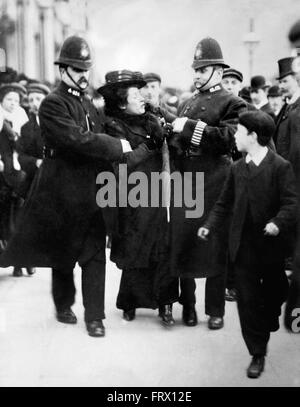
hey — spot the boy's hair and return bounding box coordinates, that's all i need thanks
[238,110,275,146]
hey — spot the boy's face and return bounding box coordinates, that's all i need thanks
[222,76,242,97]
[234,123,254,152]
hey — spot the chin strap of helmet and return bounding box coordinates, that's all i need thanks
[197,67,216,91]
[65,67,87,92]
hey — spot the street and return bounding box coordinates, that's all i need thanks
[0,251,299,387]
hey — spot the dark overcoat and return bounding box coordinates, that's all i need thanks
[170,86,246,278]
[205,150,297,263]
[0,82,124,268]
[105,112,168,269]
[275,97,300,185]
[17,113,44,184]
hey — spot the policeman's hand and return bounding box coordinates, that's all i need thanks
[172,117,188,133]
[198,227,210,241]
[0,157,4,173]
[264,222,279,236]
[36,159,43,168]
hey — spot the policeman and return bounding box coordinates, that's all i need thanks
[170,37,246,329]
[0,36,132,337]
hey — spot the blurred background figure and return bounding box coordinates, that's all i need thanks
[0,82,32,277]
[222,67,243,97]
[0,82,28,136]
[141,72,162,108]
[250,75,275,119]
[267,85,283,119]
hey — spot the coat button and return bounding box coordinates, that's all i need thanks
[201,106,206,111]
[207,96,211,100]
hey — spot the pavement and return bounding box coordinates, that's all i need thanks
[0,253,299,387]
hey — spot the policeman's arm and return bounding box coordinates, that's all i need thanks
[39,95,124,161]
[105,119,156,171]
[174,99,246,154]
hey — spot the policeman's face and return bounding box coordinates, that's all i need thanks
[268,96,283,114]
[279,74,299,99]
[1,91,20,113]
[124,87,145,115]
[140,81,161,107]
[62,66,90,90]
[234,124,254,152]
[193,66,214,89]
[222,76,242,97]
[28,92,46,115]
[250,88,266,105]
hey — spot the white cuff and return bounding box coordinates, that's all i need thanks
[120,139,132,153]
[191,120,207,146]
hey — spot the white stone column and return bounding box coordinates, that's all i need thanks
[39,1,55,83]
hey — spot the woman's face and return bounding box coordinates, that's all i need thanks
[1,91,20,113]
[124,87,145,115]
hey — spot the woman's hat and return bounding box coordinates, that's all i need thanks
[276,57,295,80]
[0,82,27,100]
[27,82,51,96]
[97,70,146,95]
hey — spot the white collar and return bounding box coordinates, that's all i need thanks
[245,146,268,166]
[287,89,300,105]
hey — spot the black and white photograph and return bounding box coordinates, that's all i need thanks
[0,0,300,390]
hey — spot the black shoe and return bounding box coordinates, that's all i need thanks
[86,320,105,337]
[26,267,36,275]
[13,267,23,277]
[159,304,175,326]
[247,356,265,378]
[56,308,77,324]
[182,305,198,327]
[123,309,136,321]
[225,288,237,302]
[208,316,224,330]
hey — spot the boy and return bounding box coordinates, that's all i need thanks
[198,110,297,378]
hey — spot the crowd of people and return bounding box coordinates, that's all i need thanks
[1,18,300,381]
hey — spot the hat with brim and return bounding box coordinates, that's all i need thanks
[54,58,93,70]
[143,72,161,83]
[0,82,27,99]
[222,68,243,82]
[276,57,295,80]
[27,83,51,96]
[97,70,146,95]
[192,59,229,70]
[250,75,269,92]
[267,85,282,98]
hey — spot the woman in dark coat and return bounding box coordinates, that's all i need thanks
[98,70,178,326]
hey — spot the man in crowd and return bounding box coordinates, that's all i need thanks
[250,75,275,119]
[267,85,283,120]
[222,67,243,97]
[275,56,300,165]
[0,36,134,338]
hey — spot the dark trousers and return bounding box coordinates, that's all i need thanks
[235,239,289,356]
[179,273,226,317]
[52,255,106,322]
